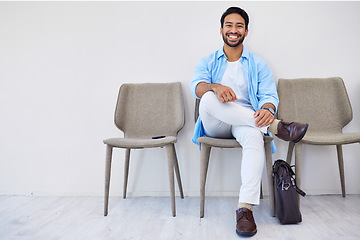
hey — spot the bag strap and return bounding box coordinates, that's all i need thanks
[296,186,306,197]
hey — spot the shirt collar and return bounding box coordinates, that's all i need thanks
[217,45,250,60]
[217,47,226,59]
[241,46,250,60]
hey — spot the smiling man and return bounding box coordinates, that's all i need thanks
[190,7,308,237]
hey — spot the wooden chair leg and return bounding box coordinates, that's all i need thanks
[172,146,184,199]
[336,145,346,197]
[123,148,130,199]
[104,145,113,216]
[286,142,295,165]
[264,140,275,217]
[200,144,211,218]
[294,142,303,207]
[166,144,176,217]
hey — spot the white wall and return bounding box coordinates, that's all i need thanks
[1,1,360,197]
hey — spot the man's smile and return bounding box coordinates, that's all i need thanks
[227,34,240,40]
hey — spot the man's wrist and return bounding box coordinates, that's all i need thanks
[262,107,275,115]
[210,83,220,92]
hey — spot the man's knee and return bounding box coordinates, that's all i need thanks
[199,91,219,115]
[200,91,218,105]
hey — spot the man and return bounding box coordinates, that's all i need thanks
[190,7,308,237]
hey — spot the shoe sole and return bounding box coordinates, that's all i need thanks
[292,123,309,143]
[236,229,257,237]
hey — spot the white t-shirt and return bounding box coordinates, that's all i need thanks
[221,60,252,108]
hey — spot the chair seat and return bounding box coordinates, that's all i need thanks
[302,132,360,145]
[198,136,273,148]
[104,136,177,149]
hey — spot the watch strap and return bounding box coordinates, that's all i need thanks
[263,107,275,115]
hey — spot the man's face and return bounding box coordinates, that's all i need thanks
[221,13,248,48]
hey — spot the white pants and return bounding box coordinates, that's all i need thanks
[199,91,266,205]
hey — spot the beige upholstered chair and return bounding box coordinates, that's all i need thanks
[194,99,275,218]
[277,77,360,197]
[103,82,185,217]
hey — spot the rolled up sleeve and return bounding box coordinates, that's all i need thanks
[256,60,279,113]
[190,58,212,99]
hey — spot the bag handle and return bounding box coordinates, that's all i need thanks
[273,159,306,197]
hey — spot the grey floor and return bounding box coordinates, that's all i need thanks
[0,194,359,240]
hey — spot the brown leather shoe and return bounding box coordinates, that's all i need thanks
[276,121,309,143]
[236,208,257,237]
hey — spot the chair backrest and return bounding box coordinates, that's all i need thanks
[194,98,200,123]
[277,77,352,134]
[114,82,185,138]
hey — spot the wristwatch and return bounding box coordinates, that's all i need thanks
[263,107,275,115]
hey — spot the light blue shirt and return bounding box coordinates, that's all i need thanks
[190,46,279,151]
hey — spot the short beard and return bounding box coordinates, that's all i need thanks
[222,34,245,48]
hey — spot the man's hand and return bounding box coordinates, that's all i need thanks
[212,84,238,103]
[254,108,275,127]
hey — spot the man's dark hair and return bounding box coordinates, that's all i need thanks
[220,7,249,30]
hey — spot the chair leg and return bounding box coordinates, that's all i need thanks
[200,144,211,218]
[104,144,113,216]
[165,144,176,217]
[123,148,131,199]
[172,146,184,199]
[336,145,346,197]
[286,142,295,165]
[294,143,303,207]
[264,139,275,217]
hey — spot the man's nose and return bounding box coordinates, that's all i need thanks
[231,25,238,32]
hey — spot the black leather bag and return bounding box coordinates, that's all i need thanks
[272,159,306,224]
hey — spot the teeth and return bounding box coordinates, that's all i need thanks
[229,35,239,39]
